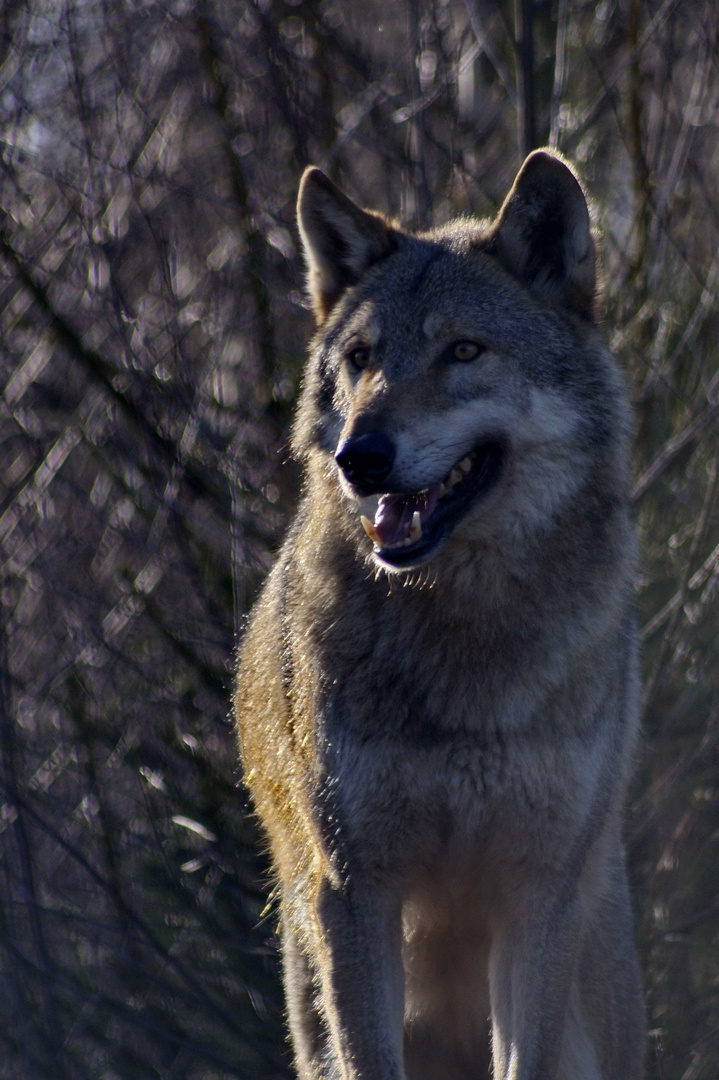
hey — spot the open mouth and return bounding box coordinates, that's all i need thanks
[359,441,505,568]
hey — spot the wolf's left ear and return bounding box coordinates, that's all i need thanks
[490,150,596,319]
[297,168,395,324]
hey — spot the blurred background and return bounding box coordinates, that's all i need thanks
[1,1,718,1076]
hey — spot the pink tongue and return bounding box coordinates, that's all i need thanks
[373,485,441,546]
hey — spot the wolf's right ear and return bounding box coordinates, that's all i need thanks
[297,169,395,324]
[490,150,596,319]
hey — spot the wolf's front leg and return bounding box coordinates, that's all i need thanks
[282,913,328,1080]
[488,887,587,1080]
[313,878,405,1080]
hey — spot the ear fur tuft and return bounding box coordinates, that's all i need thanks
[297,169,395,323]
[490,150,596,319]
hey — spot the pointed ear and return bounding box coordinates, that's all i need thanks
[297,168,396,323]
[490,150,596,319]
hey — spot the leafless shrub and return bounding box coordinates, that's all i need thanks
[0,1,717,1076]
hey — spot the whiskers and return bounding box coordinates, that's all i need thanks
[363,560,439,592]
[401,563,438,590]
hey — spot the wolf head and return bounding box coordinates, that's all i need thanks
[292,152,630,573]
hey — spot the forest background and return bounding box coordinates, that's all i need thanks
[1,0,718,1077]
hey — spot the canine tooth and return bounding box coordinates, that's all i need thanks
[448,468,462,488]
[458,456,472,474]
[409,511,422,542]
[439,483,448,498]
[360,515,381,545]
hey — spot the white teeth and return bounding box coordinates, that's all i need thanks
[439,454,474,498]
[409,510,422,542]
[361,515,381,545]
[389,534,416,549]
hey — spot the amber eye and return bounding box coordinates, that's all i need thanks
[348,346,370,370]
[452,341,482,362]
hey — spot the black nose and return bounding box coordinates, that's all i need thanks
[335,432,396,494]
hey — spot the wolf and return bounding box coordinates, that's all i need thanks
[235,150,645,1080]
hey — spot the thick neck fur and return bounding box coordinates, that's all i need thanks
[298,449,635,737]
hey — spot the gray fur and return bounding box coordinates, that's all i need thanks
[235,150,645,1080]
